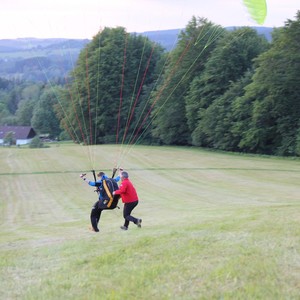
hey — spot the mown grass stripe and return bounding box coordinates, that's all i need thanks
[1,167,300,176]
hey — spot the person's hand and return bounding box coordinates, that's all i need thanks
[80,173,86,180]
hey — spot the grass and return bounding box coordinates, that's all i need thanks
[0,144,299,299]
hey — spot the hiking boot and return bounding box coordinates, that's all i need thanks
[120,226,128,231]
[136,219,142,228]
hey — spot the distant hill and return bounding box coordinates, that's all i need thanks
[0,38,89,81]
[138,29,183,51]
[226,26,273,42]
[139,27,273,51]
[0,38,90,52]
[0,27,274,82]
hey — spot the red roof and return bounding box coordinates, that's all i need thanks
[0,126,36,139]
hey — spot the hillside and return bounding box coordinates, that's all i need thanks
[0,38,89,81]
[137,28,183,51]
[0,27,274,82]
[0,144,299,299]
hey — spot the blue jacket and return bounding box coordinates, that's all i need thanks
[88,175,120,186]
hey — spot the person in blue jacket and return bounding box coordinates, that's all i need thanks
[80,169,121,232]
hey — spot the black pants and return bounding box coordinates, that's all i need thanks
[90,197,120,232]
[90,201,102,232]
[123,201,139,228]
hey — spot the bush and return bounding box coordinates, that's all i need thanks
[59,130,71,141]
[3,131,16,146]
[29,136,44,148]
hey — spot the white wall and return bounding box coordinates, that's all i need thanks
[16,139,32,145]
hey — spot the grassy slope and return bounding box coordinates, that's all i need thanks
[0,144,299,299]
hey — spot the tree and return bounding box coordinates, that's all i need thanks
[239,11,300,155]
[0,80,15,125]
[0,101,11,125]
[192,71,254,150]
[3,131,16,146]
[16,98,35,126]
[188,27,269,147]
[0,78,38,126]
[29,136,44,148]
[151,17,225,145]
[31,87,62,138]
[59,27,163,145]
[16,84,42,126]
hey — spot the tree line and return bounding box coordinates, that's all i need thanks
[1,12,300,156]
[150,13,300,156]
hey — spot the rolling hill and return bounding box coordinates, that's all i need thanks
[0,27,274,82]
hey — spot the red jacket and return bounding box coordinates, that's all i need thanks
[114,178,138,203]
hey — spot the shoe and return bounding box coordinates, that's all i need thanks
[136,219,142,228]
[120,226,128,231]
[89,226,99,232]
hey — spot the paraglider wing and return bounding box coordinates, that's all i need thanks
[243,0,267,25]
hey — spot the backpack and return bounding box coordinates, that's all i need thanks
[98,178,120,209]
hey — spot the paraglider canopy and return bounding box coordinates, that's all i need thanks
[243,0,267,25]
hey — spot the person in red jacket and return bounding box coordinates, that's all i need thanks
[113,171,142,230]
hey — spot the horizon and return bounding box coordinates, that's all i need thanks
[0,25,275,41]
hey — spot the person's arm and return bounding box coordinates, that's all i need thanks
[80,174,101,186]
[87,180,96,186]
[114,181,127,195]
[113,167,123,182]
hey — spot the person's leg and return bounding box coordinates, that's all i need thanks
[122,203,130,229]
[122,201,140,228]
[90,201,102,232]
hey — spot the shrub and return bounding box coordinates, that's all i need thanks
[29,136,44,148]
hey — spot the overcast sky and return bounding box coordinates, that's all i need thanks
[0,0,299,39]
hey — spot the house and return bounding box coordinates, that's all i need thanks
[0,126,37,145]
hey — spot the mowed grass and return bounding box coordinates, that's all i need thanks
[0,143,299,299]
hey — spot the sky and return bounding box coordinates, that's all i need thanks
[0,0,299,39]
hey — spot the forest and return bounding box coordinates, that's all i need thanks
[0,11,300,156]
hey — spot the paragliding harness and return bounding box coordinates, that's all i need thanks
[92,170,120,210]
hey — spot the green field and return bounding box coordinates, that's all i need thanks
[0,144,299,299]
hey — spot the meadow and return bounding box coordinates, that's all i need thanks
[0,143,299,299]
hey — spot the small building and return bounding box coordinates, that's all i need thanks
[0,126,37,145]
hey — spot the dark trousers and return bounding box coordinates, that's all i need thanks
[123,201,139,228]
[90,197,120,232]
[90,201,102,232]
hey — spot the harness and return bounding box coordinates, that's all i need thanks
[102,179,116,208]
[98,177,120,209]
